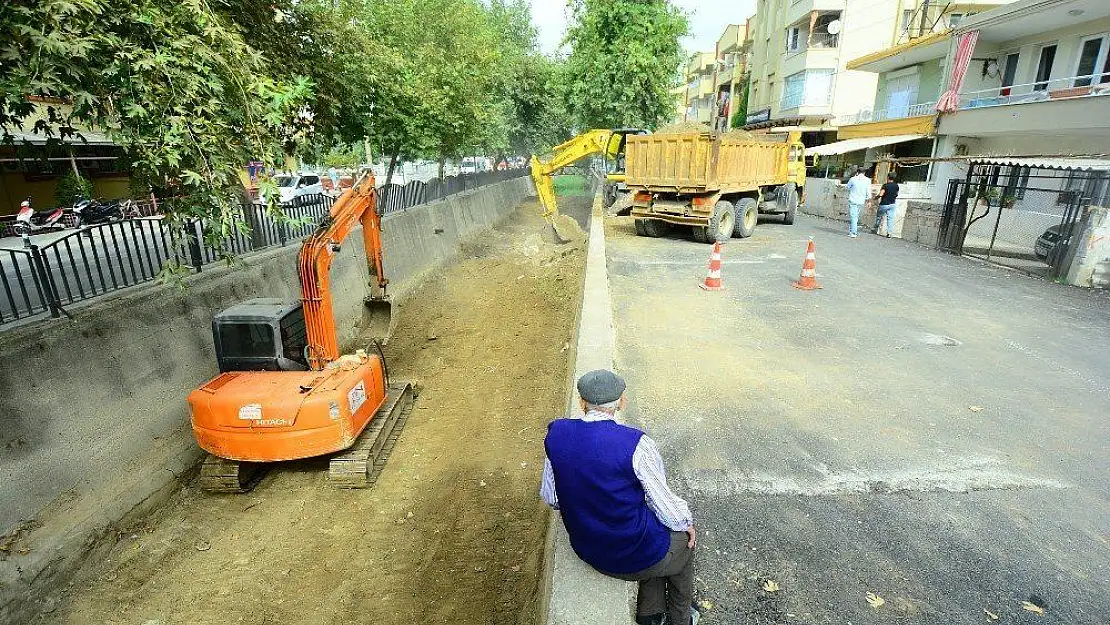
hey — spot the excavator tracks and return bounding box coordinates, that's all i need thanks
[328,381,415,488]
[199,456,269,494]
[198,381,415,493]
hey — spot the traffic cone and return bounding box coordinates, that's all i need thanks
[792,237,822,290]
[700,241,724,291]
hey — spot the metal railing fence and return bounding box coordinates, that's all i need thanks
[0,169,527,326]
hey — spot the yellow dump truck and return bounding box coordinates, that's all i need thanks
[626,131,806,243]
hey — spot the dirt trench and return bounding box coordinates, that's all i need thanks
[34,200,588,625]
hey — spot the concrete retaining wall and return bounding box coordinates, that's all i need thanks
[0,175,533,624]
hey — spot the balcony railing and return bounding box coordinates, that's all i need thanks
[809,32,839,49]
[837,101,938,126]
[957,72,1110,110]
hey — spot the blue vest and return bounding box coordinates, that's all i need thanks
[544,418,671,574]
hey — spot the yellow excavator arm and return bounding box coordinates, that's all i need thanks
[529,129,641,227]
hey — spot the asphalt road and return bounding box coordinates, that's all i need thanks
[0,220,176,323]
[605,214,1110,624]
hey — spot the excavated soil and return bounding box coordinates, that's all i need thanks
[34,202,586,625]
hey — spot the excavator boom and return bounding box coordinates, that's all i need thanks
[300,171,392,369]
[529,128,646,241]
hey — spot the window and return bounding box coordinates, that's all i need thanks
[901,9,914,33]
[1033,44,1057,91]
[1074,35,1110,87]
[1000,53,1019,96]
[279,311,309,365]
[1003,166,1030,200]
[781,70,834,109]
[786,27,802,53]
[948,13,964,27]
[219,323,275,359]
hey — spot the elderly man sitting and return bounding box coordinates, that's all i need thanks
[541,369,698,625]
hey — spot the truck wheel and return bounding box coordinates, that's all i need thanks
[691,227,709,243]
[603,183,618,209]
[641,219,666,238]
[733,197,758,238]
[634,219,646,236]
[707,201,735,243]
[782,182,798,225]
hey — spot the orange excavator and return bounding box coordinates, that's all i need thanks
[187,171,413,492]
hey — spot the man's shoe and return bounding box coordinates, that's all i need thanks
[635,614,663,625]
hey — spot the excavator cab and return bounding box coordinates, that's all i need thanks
[212,298,310,373]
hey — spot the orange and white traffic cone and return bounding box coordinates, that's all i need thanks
[792,237,822,290]
[700,241,724,291]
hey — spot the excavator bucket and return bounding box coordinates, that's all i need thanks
[362,296,395,342]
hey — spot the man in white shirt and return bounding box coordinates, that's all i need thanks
[542,370,697,625]
[845,169,873,238]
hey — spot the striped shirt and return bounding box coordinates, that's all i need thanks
[540,410,693,532]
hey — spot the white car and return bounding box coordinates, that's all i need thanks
[274,173,323,203]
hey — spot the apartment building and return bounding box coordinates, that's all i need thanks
[681,51,717,124]
[674,24,753,129]
[744,0,1004,144]
[835,0,1110,203]
[710,22,752,131]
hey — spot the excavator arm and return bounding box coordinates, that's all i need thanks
[529,129,624,226]
[299,171,391,370]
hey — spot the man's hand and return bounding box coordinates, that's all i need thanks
[685,525,697,549]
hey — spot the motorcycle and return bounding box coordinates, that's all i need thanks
[72,198,124,227]
[13,199,67,237]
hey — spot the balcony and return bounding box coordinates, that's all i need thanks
[957,72,1110,110]
[837,101,938,126]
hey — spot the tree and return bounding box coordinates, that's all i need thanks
[485,1,573,156]
[563,0,688,130]
[731,76,751,129]
[0,0,311,231]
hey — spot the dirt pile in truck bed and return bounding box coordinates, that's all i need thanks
[35,200,588,625]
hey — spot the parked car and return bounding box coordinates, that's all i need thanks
[1033,222,1077,264]
[459,157,491,175]
[274,173,323,203]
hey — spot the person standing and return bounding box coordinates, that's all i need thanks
[874,173,899,237]
[845,169,872,238]
[541,370,698,625]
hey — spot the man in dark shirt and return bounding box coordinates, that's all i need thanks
[874,173,899,237]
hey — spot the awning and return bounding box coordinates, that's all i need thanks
[970,156,1110,171]
[807,134,927,157]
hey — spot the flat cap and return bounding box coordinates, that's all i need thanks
[577,369,626,405]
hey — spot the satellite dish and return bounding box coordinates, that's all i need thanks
[826,20,842,35]
[985,59,1000,78]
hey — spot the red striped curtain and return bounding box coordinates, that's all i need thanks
[936,31,980,113]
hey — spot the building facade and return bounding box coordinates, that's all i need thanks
[834,0,1110,202]
[673,23,752,129]
[744,0,1005,143]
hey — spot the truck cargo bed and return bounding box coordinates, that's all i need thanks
[625,132,792,194]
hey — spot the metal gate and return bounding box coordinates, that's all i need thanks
[937,162,1106,279]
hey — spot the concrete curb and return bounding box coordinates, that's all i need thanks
[540,193,635,625]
